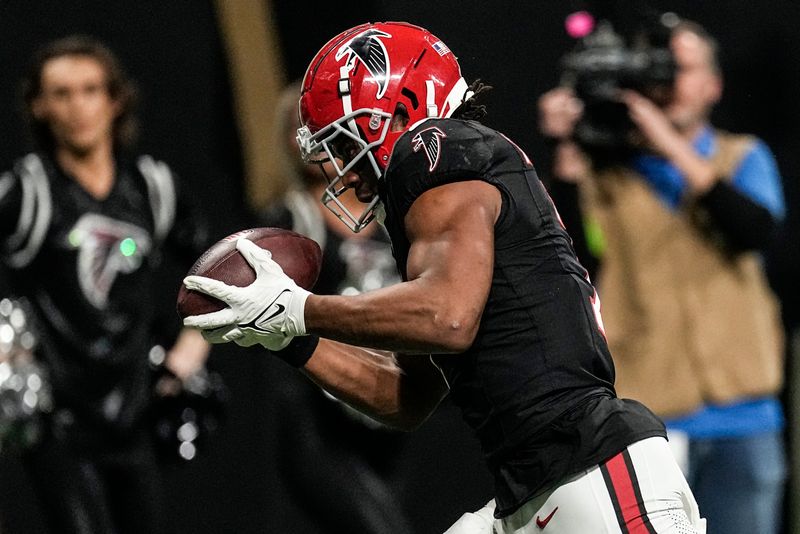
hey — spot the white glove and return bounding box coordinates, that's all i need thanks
[182,238,311,350]
[199,324,291,351]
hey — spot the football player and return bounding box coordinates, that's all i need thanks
[184,22,705,533]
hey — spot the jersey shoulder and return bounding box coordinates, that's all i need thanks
[389,117,493,179]
[381,118,533,221]
[0,153,54,268]
[132,154,179,242]
[381,119,496,218]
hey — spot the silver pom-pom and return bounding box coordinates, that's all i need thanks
[0,298,52,453]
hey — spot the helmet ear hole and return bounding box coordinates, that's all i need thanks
[391,102,410,132]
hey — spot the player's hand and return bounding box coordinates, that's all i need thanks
[199,324,294,351]
[182,238,311,350]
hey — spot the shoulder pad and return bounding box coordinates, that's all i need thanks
[380,119,494,222]
[4,154,52,268]
[390,118,492,178]
[137,155,177,242]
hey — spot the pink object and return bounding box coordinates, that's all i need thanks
[565,11,595,38]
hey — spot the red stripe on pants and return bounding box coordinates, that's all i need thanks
[605,452,652,533]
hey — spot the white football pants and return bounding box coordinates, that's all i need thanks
[444,437,706,534]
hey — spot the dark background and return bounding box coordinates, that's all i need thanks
[0,1,797,533]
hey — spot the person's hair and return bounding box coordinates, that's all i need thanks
[673,20,721,76]
[22,34,138,152]
[453,79,493,121]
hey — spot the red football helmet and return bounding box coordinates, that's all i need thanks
[296,22,472,232]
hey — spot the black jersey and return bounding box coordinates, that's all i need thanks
[379,118,665,516]
[0,153,208,435]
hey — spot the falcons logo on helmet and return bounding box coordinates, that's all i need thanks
[335,29,392,98]
[412,127,447,172]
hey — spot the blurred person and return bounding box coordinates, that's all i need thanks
[539,18,786,534]
[183,22,704,533]
[256,82,412,534]
[0,35,211,534]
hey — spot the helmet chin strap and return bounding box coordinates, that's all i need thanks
[426,80,438,117]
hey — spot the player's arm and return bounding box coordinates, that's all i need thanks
[186,178,503,350]
[183,179,500,426]
[304,179,501,353]
[295,179,500,427]
[301,341,448,430]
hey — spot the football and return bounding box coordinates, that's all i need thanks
[176,227,322,319]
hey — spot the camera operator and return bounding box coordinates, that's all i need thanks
[539,18,786,534]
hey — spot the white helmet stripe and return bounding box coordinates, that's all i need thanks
[339,64,355,122]
[443,77,472,118]
[338,64,362,141]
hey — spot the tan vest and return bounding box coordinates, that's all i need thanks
[580,132,784,417]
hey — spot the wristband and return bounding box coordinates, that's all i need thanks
[275,335,319,367]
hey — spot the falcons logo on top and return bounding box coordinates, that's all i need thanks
[335,29,391,98]
[71,213,151,309]
[412,127,447,171]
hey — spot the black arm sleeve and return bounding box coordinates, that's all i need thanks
[696,180,779,252]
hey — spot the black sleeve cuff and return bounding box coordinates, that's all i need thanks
[275,335,319,367]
